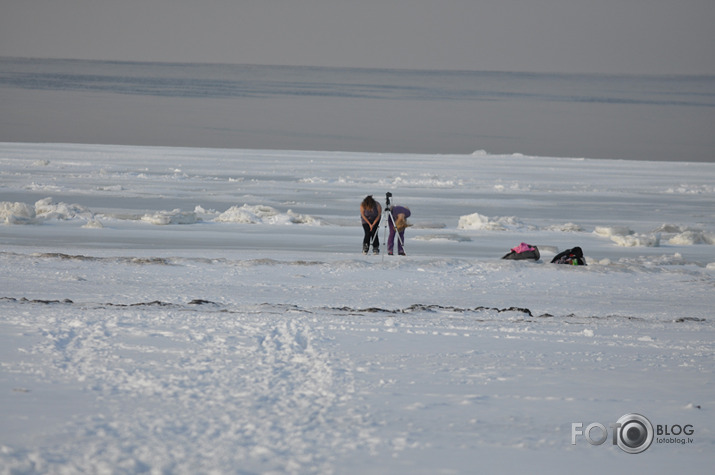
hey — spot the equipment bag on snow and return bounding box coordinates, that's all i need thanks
[502,242,540,261]
[550,246,587,266]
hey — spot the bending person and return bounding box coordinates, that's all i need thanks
[360,195,382,254]
[387,205,411,256]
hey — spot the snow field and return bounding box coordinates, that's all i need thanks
[1,143,714,473]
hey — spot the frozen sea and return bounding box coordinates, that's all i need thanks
[1,57,714,162]
[1,142,714,474]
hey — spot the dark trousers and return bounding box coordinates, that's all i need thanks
[362,220,380,250]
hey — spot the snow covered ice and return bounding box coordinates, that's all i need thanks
[1,142,714,474]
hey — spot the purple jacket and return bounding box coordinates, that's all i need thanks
[391,206,411,219]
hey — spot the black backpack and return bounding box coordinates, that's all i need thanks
[550,247,587,266]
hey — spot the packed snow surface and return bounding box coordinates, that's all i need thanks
[1,143,714,474]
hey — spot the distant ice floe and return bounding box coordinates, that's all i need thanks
[457,212,532,231]
[665,184,715,194]
[653,224,715,245]
[82,220,104,229]
[1,197,94,224]
[543,222,584,232]
[141,209,200,225]
[1,198,320,227]
[388,175,461,188]
[594,224,715,247]
[457,213,580,233]
[213,204,319,225]
[0,201,35,224]
[141,204,320,225]
[35,197,93,220]
[492,182,532,192]
[594,226,661,247]
[668,230,715,245]
[456,212,714,248]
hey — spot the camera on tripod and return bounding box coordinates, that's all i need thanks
[385,192,392,209]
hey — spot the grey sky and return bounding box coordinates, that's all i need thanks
[1,0,714,74]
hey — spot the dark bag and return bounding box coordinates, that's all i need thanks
[502,243,540,261]
[550,247,587,266]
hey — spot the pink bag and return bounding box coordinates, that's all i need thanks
[511,242,536,253]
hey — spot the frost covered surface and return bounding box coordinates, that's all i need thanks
[1,142,714,474]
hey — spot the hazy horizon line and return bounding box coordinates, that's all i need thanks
[4,55,714,80]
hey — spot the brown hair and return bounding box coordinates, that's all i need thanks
[361,195,377,212]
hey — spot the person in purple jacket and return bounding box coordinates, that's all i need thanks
[387,205,411,256]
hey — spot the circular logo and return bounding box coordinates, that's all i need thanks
[616,413,654,454]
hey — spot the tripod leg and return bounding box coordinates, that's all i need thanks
[382,209,390,261]
[385,211,405,255]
